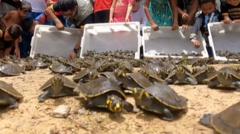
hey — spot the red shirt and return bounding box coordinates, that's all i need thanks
[94,0,113,13]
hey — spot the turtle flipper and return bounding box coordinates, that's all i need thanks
[0,96,19,109]
[208,80,219,88]
[38,90,51,103]
[161,108,175,121]
[199,114,212,128]
[232,81,240,90]
[8,97,19,109]
[186,77,198,85]
[123,101,133,112]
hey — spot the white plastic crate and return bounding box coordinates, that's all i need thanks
[30,25,82,58]
[208,22,240,61]
[142,26,208,58]
[80,22,141,59]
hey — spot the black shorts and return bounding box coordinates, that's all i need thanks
[78,13,94,27]
[94,10,110,23]
[0,41,13,51]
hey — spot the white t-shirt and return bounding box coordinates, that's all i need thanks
[26,0,47,13]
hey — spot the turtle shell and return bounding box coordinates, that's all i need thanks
[144,83,187,110]
[39,75,77,91]
[207,67,240,87]
[0,80,23,99]
[211,101,240,134]
[73,68,98,82]
[129,72,152,88]
[217,67,240,85]
[100,72,122,86]
[32,59,49,69]
[49,62,73,74]
[0,63,24,76]
[193,66,216,83]
[77,77,125,99]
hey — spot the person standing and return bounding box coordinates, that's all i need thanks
[144,0,178,31]
[109,0,135,22]
[26,0,47,19]
[94,0,113,23]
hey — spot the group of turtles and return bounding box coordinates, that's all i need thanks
[0,51,240,133]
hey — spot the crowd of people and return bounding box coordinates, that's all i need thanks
[0,0,239,59]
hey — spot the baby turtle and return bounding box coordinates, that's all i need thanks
[165,65,197,85]
[139,65,165,83]
[118,72,153,94]
[132,83,187,121]
[128,72,153,88]
[193,66,217,84]
[206,67,240,89]
[74,77,133,113]
[200,101,240,134]
[49,61,73,75]
[38,74,78,102]
[72,68,98,83]
[0,63,25,76]
[32,58,49,69]
[100,72,122,86]
[0,80,23,108]
[114,60,133,77]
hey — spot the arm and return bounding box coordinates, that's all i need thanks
[222,13,232,24]
[190,16,202,48]
[125,1,134,22]
[14,37,21,58]
[68,28,83,59]
[144,0,158,31]
[45,5,64,30]
[109,0,117,22]
[188,0,198,20]
[170,0,178,30]
[233,19,240,23]
[221,2,232,24]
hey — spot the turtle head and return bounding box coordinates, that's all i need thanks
[51,75,64,96]
[106,95,124,113]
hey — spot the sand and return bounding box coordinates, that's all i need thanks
[0,67,239,134]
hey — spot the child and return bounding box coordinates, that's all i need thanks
[177,0,198,27]
[0,0,22,17]
[132,0,147,26]
[221,0,240,24]
[0,22,22,58]
[190,0,221,57]
[109,0,135,22]
[144,0,178,31]
[3,0,32,27]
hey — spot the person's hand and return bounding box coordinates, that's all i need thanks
[172,21,179,31]
[223,18,232,24]
[14,47,20,58]
[233,19,240,24]
[191,39,201,48]
[125,17,130,22]
[182,24,189,30]
[151,23,159,31]
[182,12,190,22]
[109,18,113,23]
[68,51,77,60]
[55,22,64,30]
